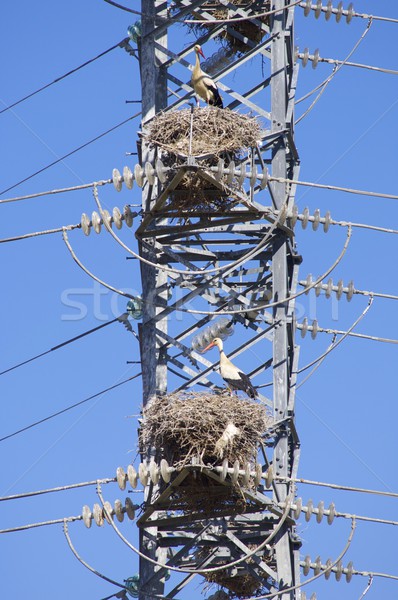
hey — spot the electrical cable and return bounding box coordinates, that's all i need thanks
[0,315,128,377]
[0,478,117,502]
[296,296,373,378]
[0,515,82,534]
[298,2,398,24]
[0,113,140,197]
[170,225,352,315]
[278,476,398,500]
[254,518,356,599]
[271,175,398,201]
[97,483,295,575]
[0,40,129,116]
[0,223,80,244]
[0,179,111,205]
[296,18,372,124]
[0,372,141,443]
[63,520,129,591]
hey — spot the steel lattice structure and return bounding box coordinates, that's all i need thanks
[136,1,302,598]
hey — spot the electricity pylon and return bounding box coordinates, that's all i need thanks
[136,1,301,598]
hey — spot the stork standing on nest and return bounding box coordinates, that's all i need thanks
[203,337,258,399]
[191,44,223,109]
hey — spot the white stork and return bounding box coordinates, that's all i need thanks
[191,44,223,108]
[203,337,258,399]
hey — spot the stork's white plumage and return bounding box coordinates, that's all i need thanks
[204,337,257,399]
[191,44,223,108]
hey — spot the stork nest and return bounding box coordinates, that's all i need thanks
[174,0,271,54]
[143,108,262,212]
[144,108,262,157]
[139,391,271,468]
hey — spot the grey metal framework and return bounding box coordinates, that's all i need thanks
[136,1,301,598]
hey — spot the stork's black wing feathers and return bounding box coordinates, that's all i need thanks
[224,372,258,399]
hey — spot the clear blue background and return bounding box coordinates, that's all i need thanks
[1,1,397,599]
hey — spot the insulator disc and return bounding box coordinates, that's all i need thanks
[305,499,314,522]
[160,459,171,483]
[304,0,311,16]
[114,499,124,523]
[312,208,321,230]
[81,213,91,236]
[227,160,235,185]
[265,465,273,489]
[302,206,310,228]
[117,466,127,490]
[315,0,322,18]
[250,164,257,189]
[156,159,167,184]
[327,502,336,525]
[125,497,135,520]
[232,460,240,484]
[314,555,322,575]
[254,463,262,487]
[325,278,333,299]
[215,158,224,182]
[336,1,343,22]
[346,2,354,23]
[124,205,134,227]
[149,460,160,484]
[92,211,102,234]
[138,462,149,486]
[82,505,92,528]
[93,503,104,527]
[345,560,354,582]
[347,280,354,302]
[294,497,302,520]
[127,464,138,489]
[123,165,134,189]
[103,501,114,524]
[242,462,251,487]
[305,274,313,293]
[260,166,268,189]
[145,162,155,186]
[112,168,123,192]
[325,0,333,20]
[113,207,123,230]
[290,204,299,228]
[336,279,344,300]
[134,163,144,187]
[301,317,308,338]
[102,209,112,229]
[316,500,324,522]
[335,559,343,581]
[324,558,333,579]
[221,458,228,481]
[311,319,318,340]
[323,210,332,232]
[237,163,246,187]
[302,48,310,67]
[303,555,311,576]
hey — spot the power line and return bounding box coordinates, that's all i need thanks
[0,372,141,443]
[271,175,398,201]
[0,179,111,205]
[0,478,117,502]
[0,39,129,115]
[0,112,140,197]
[0,223,80,244]
[0,315,130,377]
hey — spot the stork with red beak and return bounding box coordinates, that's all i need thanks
[191,44,223,108]
[203,337,258,399]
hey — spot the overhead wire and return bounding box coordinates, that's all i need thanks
[0,112,140,197]
[0,179,111,205]
[0,223,80,244]
[0,39,130,116]
[295,18,373,124]
[0,478,117,502]
[0,372,142,443]
[0,315,130,377]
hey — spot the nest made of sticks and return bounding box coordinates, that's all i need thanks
[140,391,271,467]
[144,108,261,157]
[143,108,262,212]
[175,0,271,54]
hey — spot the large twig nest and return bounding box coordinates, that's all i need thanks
[174,0,271,54]
[143,108,262,212]
[144,107,262,157]
[140,391,272,467]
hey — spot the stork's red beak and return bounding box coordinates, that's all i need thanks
[203,340,215,352]
[198,48,205,59]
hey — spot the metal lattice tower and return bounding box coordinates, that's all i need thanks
[136,1,301,598]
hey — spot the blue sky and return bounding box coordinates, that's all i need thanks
[1,1,398,599]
